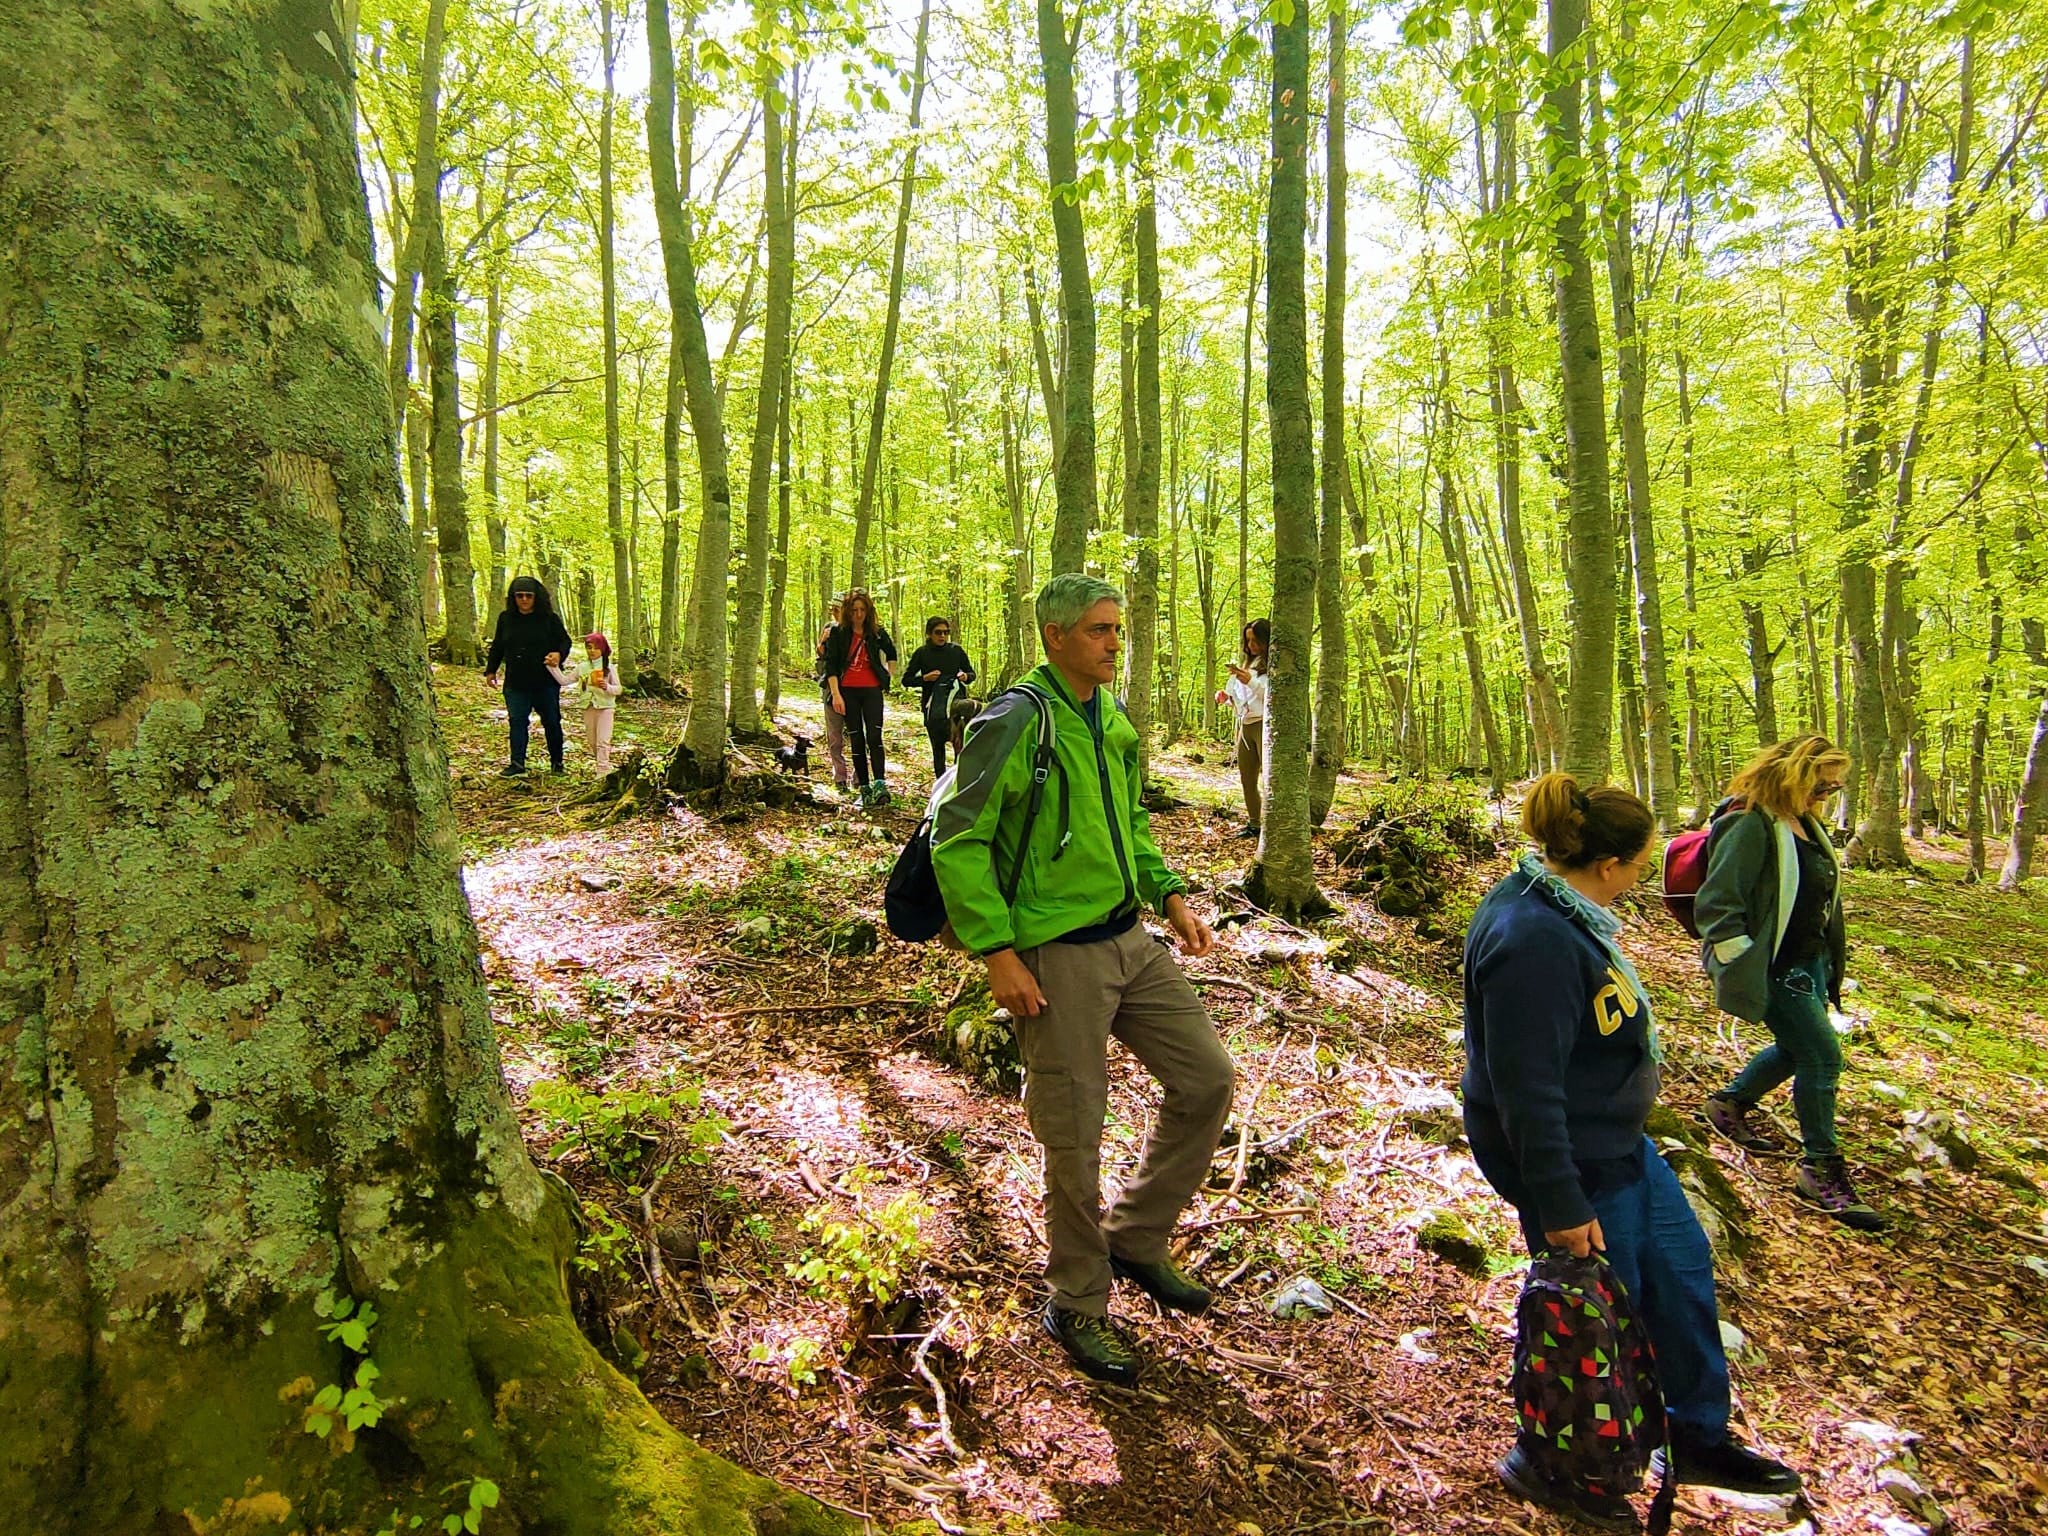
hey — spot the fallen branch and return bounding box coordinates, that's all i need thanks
[701,996,931,1020]
[1181,1201,1315,1234]
[910,1310,964,1460]
[1228,1023,1295,1196]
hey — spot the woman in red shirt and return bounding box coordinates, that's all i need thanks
[820,588,899,808]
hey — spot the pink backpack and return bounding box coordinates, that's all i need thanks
[1661,801,1743,937]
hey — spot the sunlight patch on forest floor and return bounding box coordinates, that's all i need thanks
[435,665,2048,1536]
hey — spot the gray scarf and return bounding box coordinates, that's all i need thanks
[1516,852,1661,1061]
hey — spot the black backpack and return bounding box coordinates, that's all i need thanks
[1510,1250,1675,1534]
[885,686,1062,944]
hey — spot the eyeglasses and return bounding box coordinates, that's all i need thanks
[932,628,951,637]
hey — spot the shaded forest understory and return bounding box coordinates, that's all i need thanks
[443,669,2048,1536]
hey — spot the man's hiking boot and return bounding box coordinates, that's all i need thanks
[1704,1093,1785,1154]
[1496,1442,1640,1532]
[1110,1252,1212,1315]
[1653,1434,1803,1495]
[1234,823,1261,840]
[1041,1300,1140,1386]
[499,763,527,778]
[1796,1157,1888,1231]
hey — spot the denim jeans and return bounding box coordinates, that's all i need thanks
[1725,952,1840,1159]
[1514,1139,1733,1446]
[503,682,564,770]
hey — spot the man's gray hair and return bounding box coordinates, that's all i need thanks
[1035,572,1124,637]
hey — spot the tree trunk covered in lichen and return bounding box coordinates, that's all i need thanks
[0,6,859,1531]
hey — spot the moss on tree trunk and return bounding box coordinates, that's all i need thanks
[0,6,922,1530]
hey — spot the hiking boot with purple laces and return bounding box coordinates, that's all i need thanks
[1704,1094,1784,1154]
[1796,1156,1888,1231]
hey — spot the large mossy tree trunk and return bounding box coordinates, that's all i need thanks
[1543,0,1616,784]
[1038,0,1100,577]
[0,4,859,1530]
[1247,0,1327,921]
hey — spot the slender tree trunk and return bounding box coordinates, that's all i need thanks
[0,6,875,1528]
[1544,0,1615,782]
[649,0,734,774]
[1122,62,1163,783]
[1439,470,1504,792]
[1237,252,1258,633]
[423,209,479,662]
[999,330,1029,688]
[851,0,930,587]
[1590,30,1675,823]
[1481,49,1564,772]
[657,331,684,676]
[483,269,507,603]
[764,369,793,719]
[729,51,794,735]
[1247,0,1325,919]
[387,0,450,625]
[1038,0,1098,575]
[597,0,636,685]
[2002,695,2048,889]
[1309,0,1349,828]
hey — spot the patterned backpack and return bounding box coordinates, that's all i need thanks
[1511,1251,1675,1534]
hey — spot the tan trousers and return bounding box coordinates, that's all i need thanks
[1236,721,1264,828]
[1017,924,1235,1315]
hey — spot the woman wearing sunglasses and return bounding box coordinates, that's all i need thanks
[1696,735,1884,1231]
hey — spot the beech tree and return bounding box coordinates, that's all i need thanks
[0,3,865,1528]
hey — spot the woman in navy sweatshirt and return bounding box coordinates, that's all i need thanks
[1464,773,1800,1530]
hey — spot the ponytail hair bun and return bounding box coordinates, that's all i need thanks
[1521,772,1654,869]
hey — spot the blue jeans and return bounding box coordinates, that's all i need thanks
[504,682,564,770]
[1725,952,1840,1159]
[1516,1139,1732,1446]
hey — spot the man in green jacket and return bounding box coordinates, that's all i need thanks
[932,573,1233,1386]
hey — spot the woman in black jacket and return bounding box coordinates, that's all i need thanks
[1464,773,1800,1528]
[482,576,573,776]
[819,588,898,808]
[904,616,976,776]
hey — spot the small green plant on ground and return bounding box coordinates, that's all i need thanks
[540,1010,614,1077]
[526,1073,727,1180]
[750,1334,832,1389]
[573,1198,636,1283]
[792,1192,934,1311]
[373,1478,501,1536]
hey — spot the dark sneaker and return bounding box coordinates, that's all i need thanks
[1704,1094,1784,1154]
[1110,1252,1212,1315]
[1654,1435,1803,1496]
[1041,1300,1140,1386]
[873,784,892,809]
[549,761,565,775]
[1796,1157,1888,1231]
[499,764,527,778]
[1496,1442,1640,1532]
[1234,824,1261,840]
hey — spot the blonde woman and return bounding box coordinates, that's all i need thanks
[1696,736,1883,1231]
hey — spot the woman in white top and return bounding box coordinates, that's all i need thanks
[1217,618,1270,839]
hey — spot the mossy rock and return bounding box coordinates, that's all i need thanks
[939,980,1021,1094]
[1415,1209,1493,1276]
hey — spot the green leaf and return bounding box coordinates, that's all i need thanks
[471,1481,500,1510]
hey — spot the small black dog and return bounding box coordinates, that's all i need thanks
[774,735,812,777]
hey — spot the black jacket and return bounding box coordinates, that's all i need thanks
[484,608,574,693]
[905,642,975,724]
[1461,868,1661,1234]
[819,625,897,691]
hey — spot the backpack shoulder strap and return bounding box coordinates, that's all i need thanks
[998,685,1068,907]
